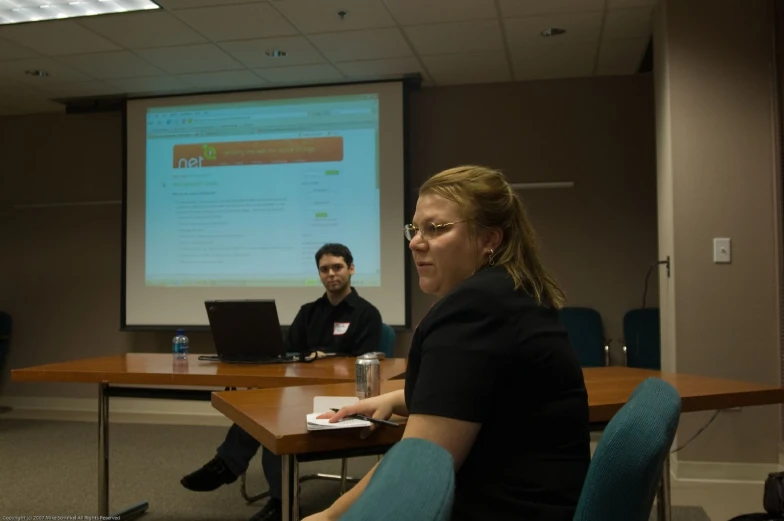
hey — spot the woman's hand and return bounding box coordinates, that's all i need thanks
[317,392,396,439]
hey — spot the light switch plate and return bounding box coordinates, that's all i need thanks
[713,238,731,263]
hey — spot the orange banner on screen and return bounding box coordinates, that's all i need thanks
[172,137,343,168]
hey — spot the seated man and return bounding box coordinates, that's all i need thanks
[181,243,383,521]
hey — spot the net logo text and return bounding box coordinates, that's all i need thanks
[175,144,217,168]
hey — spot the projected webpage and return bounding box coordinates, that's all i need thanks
[144,95,381,288]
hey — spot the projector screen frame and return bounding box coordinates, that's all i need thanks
[120,77,418,332]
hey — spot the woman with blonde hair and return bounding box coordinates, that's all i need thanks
[305,166,590,521]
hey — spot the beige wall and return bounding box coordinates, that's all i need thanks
[407,76,659,354]
[655,0,782,464]
[654,0,676,377]
[0,76,659,401]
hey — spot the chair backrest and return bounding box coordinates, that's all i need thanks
[623,308,661,370]
[573,378,681,521]
[340,438,455,521]
[558,307,608,367]
[379,323,396,358]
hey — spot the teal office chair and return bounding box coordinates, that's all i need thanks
[0,312,12,413]
[379,323,396,357]
[574,378,681,521]
[622,308,661,370]
[340,438,455,521]
[558,307,611,367]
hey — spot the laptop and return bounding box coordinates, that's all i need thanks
[203,299,293,364]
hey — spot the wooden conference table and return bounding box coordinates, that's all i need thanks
[212,366,784,521]
[10,353,408,520]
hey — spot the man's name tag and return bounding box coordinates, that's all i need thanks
[333,322,350,335]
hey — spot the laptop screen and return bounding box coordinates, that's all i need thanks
[204,300,286,360]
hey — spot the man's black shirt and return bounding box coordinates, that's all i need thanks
[286,287,382,356]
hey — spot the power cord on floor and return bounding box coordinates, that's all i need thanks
[670,410,722,454]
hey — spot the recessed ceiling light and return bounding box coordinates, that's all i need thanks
[25,69,49,77]
[0,0,160,26]
[265,49,287,58]
[541,27,566,37]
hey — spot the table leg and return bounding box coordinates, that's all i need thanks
[98,382,109,515]
[98,383,149,521]
[282,454,291,521]
[292,458,300,521]
[340,458,348,494]
[656,455,672,521]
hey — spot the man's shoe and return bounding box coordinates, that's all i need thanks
[249,498,282,521]
[180,455,238,492]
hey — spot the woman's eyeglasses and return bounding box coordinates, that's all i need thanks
[403,221,467,241]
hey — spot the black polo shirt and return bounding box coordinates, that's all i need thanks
[285,287,382,356]
[405,265,590,521]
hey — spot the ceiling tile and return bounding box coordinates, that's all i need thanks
[603,7,654,41]
[0,79,43,94]
[0,20,120,56]
[77,11,207,50]
[0,97,64,115]
[0,83,64,111]
[0,58,93,85]
[383,0,497,25]
[510,42,596,81]
[0,105,25,116]
[273,0,395,34]
[108,76,193,94]
[596,37,649,75]
[310,28,412,62]
[136,44,244,74]
[608,0,656,8]
[178,70,268,89]
[254,64,343,83]
[173,3,298,42]
[157,0,264,7]
[56,51,164,79]
[36,80,124,99]
[422,51,511,85]
[504,12,603,49]
[0,37,40,60]
[336,56,425,79]
[220,36,325,68]
[405,20,503,56]
[499,0,604,17]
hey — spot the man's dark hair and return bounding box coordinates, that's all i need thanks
[315,243,354,267]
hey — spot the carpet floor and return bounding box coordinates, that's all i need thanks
[0,419,711,520]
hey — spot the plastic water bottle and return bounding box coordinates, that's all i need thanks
[172,329,189,360]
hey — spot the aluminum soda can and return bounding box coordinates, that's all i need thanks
[355,353,381,400]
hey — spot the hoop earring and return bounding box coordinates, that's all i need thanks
[488,249,495,266]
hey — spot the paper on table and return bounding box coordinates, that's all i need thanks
[307,395,367,431]
[306,412,370,431]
